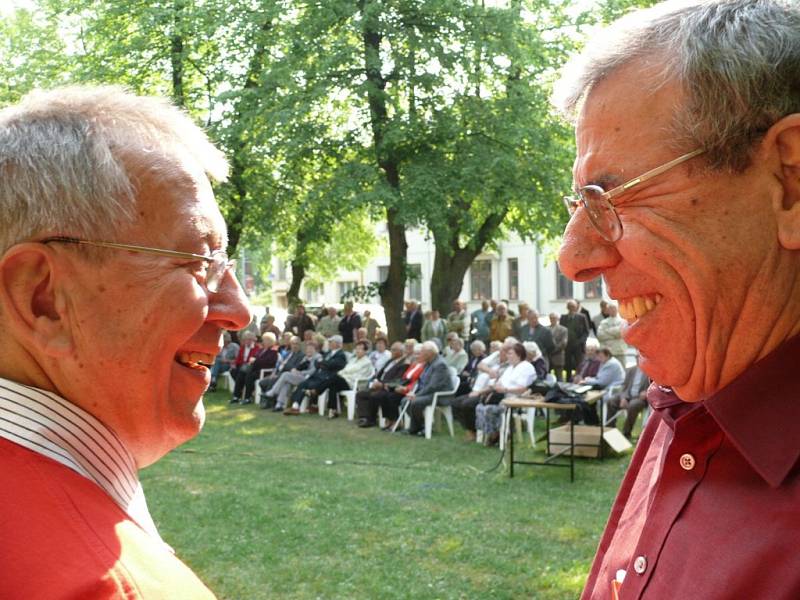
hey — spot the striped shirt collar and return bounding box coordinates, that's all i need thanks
[0,377,164,543]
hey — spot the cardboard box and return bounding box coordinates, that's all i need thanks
[548,425,602,458]
[547,425,633,458]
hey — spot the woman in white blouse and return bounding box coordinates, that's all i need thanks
[330,341,374,417]
[476,342,536,445]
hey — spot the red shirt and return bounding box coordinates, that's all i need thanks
[582,335,800,599]
[1,438,216,599]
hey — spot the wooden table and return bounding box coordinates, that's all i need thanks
[502,390,607,482]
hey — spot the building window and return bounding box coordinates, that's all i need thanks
[470,260,493,300]
[406,263,422,302]
[338,280,357,300]
[556,263,573,299]
[508,258,519,301]
[305,283,322,303]
[378,265,389,284]
[275,258,286,282]
[584,276,603,299]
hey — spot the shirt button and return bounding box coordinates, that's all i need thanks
[679,453,696,471]
[634,555,647,575]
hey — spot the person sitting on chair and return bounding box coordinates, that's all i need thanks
[356,342,409,428]
[283,335,347,415]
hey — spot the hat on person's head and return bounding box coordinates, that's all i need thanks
[330,335,343,344]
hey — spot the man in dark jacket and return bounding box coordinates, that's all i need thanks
[284,335,347,414]
[355,342,409,427]
[404,299,423,341]
[560,299,591,379]
[518,310,555,369]
[284,304,315,339]
[404,341,456,435]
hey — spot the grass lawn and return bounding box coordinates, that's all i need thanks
[140,390,633,599]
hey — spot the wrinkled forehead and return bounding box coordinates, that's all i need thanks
[126,150,227,248]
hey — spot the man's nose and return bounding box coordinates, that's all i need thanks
[209,270,251,331]
[558,207,621,283]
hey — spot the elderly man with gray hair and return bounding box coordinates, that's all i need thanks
[554,1,800,597]
[402,341,454,436]
[0,86,250,598]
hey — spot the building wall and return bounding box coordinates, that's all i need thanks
[273,229,608,321]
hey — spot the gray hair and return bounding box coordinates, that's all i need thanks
[552,0,800,172]
[0,85,228,254]
[421,340,440,355]
[470,340,486,354]
[523,341,542,360]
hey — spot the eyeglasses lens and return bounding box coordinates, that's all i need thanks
[580,186,622,242]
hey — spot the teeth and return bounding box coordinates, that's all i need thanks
[176,352,215,369]
[618,294,662,321]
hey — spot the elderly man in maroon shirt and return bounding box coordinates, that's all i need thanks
[555,1,800,598]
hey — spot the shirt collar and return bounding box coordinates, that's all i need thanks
[0,377,164,540]
[649,335,800,487]
[703,334,800,487]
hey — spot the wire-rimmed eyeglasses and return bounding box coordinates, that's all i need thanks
[562,148,705,242]
[40,236,236,293]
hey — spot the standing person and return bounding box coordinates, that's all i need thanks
[511,302,530,338]
[548,313,568,381]
[518,309,555,369]
[316,306,341,339]
[260,314,282,340]
[470,300,491,344]
[421,308,448,349]
[555,2,800,596]
[560,299,590,379]
[0,86,249,598]
[446,300,469,342]
[362,309,379,344]
[338,301,362,351]
[403,299,423,341]
[576,300,596,336]
[489,302,514,342]
[284,304,315,339]
[596,304,628,367]
[592,299,610,334]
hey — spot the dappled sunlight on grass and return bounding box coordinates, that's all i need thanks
[142,389,631,599]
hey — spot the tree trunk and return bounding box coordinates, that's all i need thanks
[360,0,407,342]
[379,209,409,341]
[170,1,185,107]
[429,245,478,314]
[429,211,507,314]
[286,260,306,310]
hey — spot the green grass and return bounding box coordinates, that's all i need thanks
[140,391,632,599]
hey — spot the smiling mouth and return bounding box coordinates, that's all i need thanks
[175,352,215,370]
[618,293,663,321]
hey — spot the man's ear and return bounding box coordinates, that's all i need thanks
[0,244,74,357]
[766,114,800,249]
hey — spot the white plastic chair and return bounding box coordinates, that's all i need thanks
[423,367,459,440]
[502,374,556,449]
[220,371,235,391]
[336,368,375,421]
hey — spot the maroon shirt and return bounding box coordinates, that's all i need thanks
[582,335,800,599]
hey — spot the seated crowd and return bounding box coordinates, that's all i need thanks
[209,298,648,443]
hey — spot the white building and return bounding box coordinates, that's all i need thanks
[271,228,608,319]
